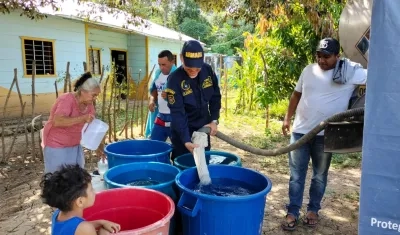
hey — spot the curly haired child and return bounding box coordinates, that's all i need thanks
[40,164,120,235]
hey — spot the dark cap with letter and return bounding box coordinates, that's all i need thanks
[316,38,340,55]
[181,40,204,68]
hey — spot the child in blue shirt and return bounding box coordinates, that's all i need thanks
[40,164,121,235]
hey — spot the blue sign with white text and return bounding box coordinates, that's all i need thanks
[358,0,400,234]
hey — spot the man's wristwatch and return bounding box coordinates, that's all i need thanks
[212,120,219,125]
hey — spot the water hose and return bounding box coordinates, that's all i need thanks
[198,107,365,157]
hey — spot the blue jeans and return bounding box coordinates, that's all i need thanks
[150,113,172,142]
[150,124,171,142]
[286,132,332,218]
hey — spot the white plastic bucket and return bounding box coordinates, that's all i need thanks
[81,119,109,150]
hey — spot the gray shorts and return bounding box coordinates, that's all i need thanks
[44,145,85,173]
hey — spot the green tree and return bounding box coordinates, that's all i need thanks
[171,0,203,28]
[164,0,215,45]
[179,18,213,44]
[230,0,345,126]
[210,18,254,55]
[1,0,155,26]
[194,0,346,38]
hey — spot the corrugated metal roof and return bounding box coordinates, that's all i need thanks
[37,0,204,45]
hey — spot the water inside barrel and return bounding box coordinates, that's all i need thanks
[126,178,160,186]
[193,178,256,197]
[209,155,237,165]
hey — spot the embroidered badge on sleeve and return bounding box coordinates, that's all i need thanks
[202,76,213,89]
[168,94,175,104]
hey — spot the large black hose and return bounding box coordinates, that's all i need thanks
[199,107,365,156]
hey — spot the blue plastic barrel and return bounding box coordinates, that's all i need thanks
[104,162,181,235]
[104,139,172,168]
[175,165,272,235]
[104,162,180,201]
[173,150,242,170]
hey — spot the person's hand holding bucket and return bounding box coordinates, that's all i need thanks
[81,119,109,152]
[82,114,95,123]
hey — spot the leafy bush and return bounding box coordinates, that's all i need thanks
[269,99,289,120]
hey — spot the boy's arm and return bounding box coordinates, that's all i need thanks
[75,221,98,235]
[88,220,105,229]
[88,220,120,233]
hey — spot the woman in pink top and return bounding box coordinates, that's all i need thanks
[42,72,104,173]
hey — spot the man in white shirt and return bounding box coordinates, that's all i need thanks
[281,38,367,230]
[147,50,177,141]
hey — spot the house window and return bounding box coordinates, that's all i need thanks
[22,37,55,76]
[172,54,177,66]
[88,48,101,75]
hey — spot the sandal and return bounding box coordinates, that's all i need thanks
[303,212,319,228]
[281,214,298,231]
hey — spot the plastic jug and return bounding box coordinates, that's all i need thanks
[81,119,109,150]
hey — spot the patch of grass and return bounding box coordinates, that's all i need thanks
[324,188,338,197]
[269,99,289,120]
[331,153,362,169]
[95,101,148,134]
[219,108,290,172]
[344,191,360,201]
[219,102,362,170]
[220,110,288,149]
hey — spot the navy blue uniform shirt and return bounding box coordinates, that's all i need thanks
[165,64,221,144]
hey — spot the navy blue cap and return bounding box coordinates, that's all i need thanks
[316,38,340,55]
[181,40,204,68]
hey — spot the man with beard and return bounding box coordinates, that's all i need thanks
[281,38,367,230]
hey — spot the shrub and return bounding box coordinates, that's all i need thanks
[269,99,289,120]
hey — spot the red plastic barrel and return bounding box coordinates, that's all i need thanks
[83,187,175,235]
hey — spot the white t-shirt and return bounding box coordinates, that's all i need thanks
[292,63,367,135]
[154,73,170,114]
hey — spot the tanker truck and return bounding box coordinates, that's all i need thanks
[200,0,371,156]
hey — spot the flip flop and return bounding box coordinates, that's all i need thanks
[281,214,298,231]
[303,213,319,228]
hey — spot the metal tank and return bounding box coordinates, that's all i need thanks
[324,0,372,153]
[339,0,373,68]
[340,0,372,103]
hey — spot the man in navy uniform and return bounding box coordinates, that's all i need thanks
[165,40,222,160]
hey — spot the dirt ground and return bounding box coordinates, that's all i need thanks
[0,130,360,235]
